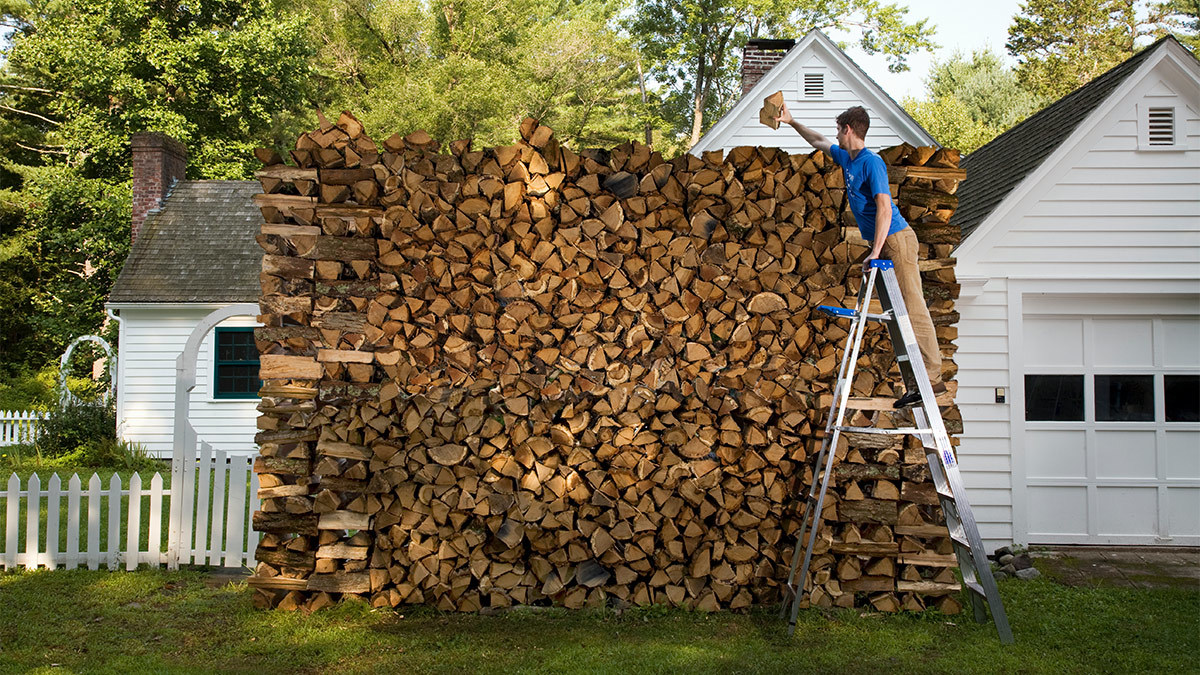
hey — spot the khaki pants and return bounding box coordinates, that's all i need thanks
[881,227,942,386]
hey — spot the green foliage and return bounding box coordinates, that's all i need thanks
[32,397,117,460]
[627,0,938,147]
[902,49,1045,153]
[0,0,317,378]
[0,365,57,410]
[2,0,317,180]
[926,50,1044,130]
[903,96,1002,154]
[0,166,129,373]
[1006,0,1198,100]
[300,0,646,151]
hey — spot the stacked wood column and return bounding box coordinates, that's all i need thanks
[247,112,968,614]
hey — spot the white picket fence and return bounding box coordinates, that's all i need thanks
[1,443,260,571]
[0,410,45,446]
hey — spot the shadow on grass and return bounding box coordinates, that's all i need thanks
[0,568,1196,674]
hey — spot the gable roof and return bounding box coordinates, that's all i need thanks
[692,29,935,153]
[109,180,261,304]
[956,37,1186,241]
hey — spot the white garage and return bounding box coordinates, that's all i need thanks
[951,37,1200,550]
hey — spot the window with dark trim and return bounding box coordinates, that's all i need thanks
[1165,374,1200,423]
[1025,374,1084,421]
[1095,374,1154,422]
[214,327,260,399]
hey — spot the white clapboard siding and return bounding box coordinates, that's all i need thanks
[0,410,45,446]
[115,306,260,457]
[959,74,1200,281]
[955,281,1014,548]
[0,456,260,570]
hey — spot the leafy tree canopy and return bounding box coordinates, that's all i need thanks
[1007,0,1198,100]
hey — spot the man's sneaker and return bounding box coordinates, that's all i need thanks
[893,382,948,409]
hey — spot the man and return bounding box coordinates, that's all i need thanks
[776,103,945,408]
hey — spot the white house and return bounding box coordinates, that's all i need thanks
[691,30,935,155]
[953,36,1200,548]
[107,133,262,457]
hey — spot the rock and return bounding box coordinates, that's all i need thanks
[1015,567,1041,581]
[1001,564,1017,575]
[993,570,1010,580]
[992,546,1013,560]
[1011,555,1033,571]
[999,554,1014,565]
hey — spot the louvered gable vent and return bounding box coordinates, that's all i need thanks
[1148,107,1175,146]
[803,72,825,98]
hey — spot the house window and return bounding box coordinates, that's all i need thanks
[803,72,825,99]
[214,328,260,399]
[1025,374,1084,421]
[1147,107,1175,146]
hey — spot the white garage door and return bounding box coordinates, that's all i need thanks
[1021,301,1199,545]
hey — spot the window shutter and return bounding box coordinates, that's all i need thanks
[803,72,825,98]
[1147,107,1175,146]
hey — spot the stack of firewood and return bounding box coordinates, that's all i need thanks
[246,112,967,615]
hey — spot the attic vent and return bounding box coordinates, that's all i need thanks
[1147,107,1175,146]
[803,72,825,98]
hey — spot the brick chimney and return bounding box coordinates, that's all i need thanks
[131,132,187,242]
[741,39,795,95]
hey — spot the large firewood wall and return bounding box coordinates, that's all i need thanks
[247,112,967,614]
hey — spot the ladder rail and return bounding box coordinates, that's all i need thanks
[781,268,880,628]
[780,260,1014,644]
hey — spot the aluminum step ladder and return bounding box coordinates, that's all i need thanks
[779,258,1013,644]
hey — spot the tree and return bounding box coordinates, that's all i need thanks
[1,0,316,181]
[0,0,316,378]
[903,95,1003,154]
[1007,0,1198,100]
[925,50,1043,130]
[300,0,650,150]
[628,0,938,148]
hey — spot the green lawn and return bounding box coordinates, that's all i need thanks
[0,566,1195,674]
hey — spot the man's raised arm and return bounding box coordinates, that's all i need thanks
[775,102,833,154]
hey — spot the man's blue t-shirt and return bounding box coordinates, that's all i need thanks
[828,145,907,241]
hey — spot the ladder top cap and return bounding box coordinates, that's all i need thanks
[867,259,894,270]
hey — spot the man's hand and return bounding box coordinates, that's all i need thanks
[774,102,794,127]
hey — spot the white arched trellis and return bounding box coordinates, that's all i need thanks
[167,303,259,569]
[58,335,116,405]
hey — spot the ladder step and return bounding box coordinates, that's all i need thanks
[836,425,934,436]
[964,580,987,597]
[847,389,957,411]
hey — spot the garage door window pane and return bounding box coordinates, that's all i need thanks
[1025,375,1084,421]
[1165,375,1200,422]
[1095,375,1154,422]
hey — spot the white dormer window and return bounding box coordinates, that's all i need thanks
[1138,103,1182,151]
[802,71,825,99]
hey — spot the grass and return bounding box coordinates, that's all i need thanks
[0,566,1195,674]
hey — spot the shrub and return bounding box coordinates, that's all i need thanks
[34,397,116,459]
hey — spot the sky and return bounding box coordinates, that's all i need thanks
[838,0,1027,102]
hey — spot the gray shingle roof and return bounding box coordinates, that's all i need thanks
[956,38,1176,241]
[109,180,261,303]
